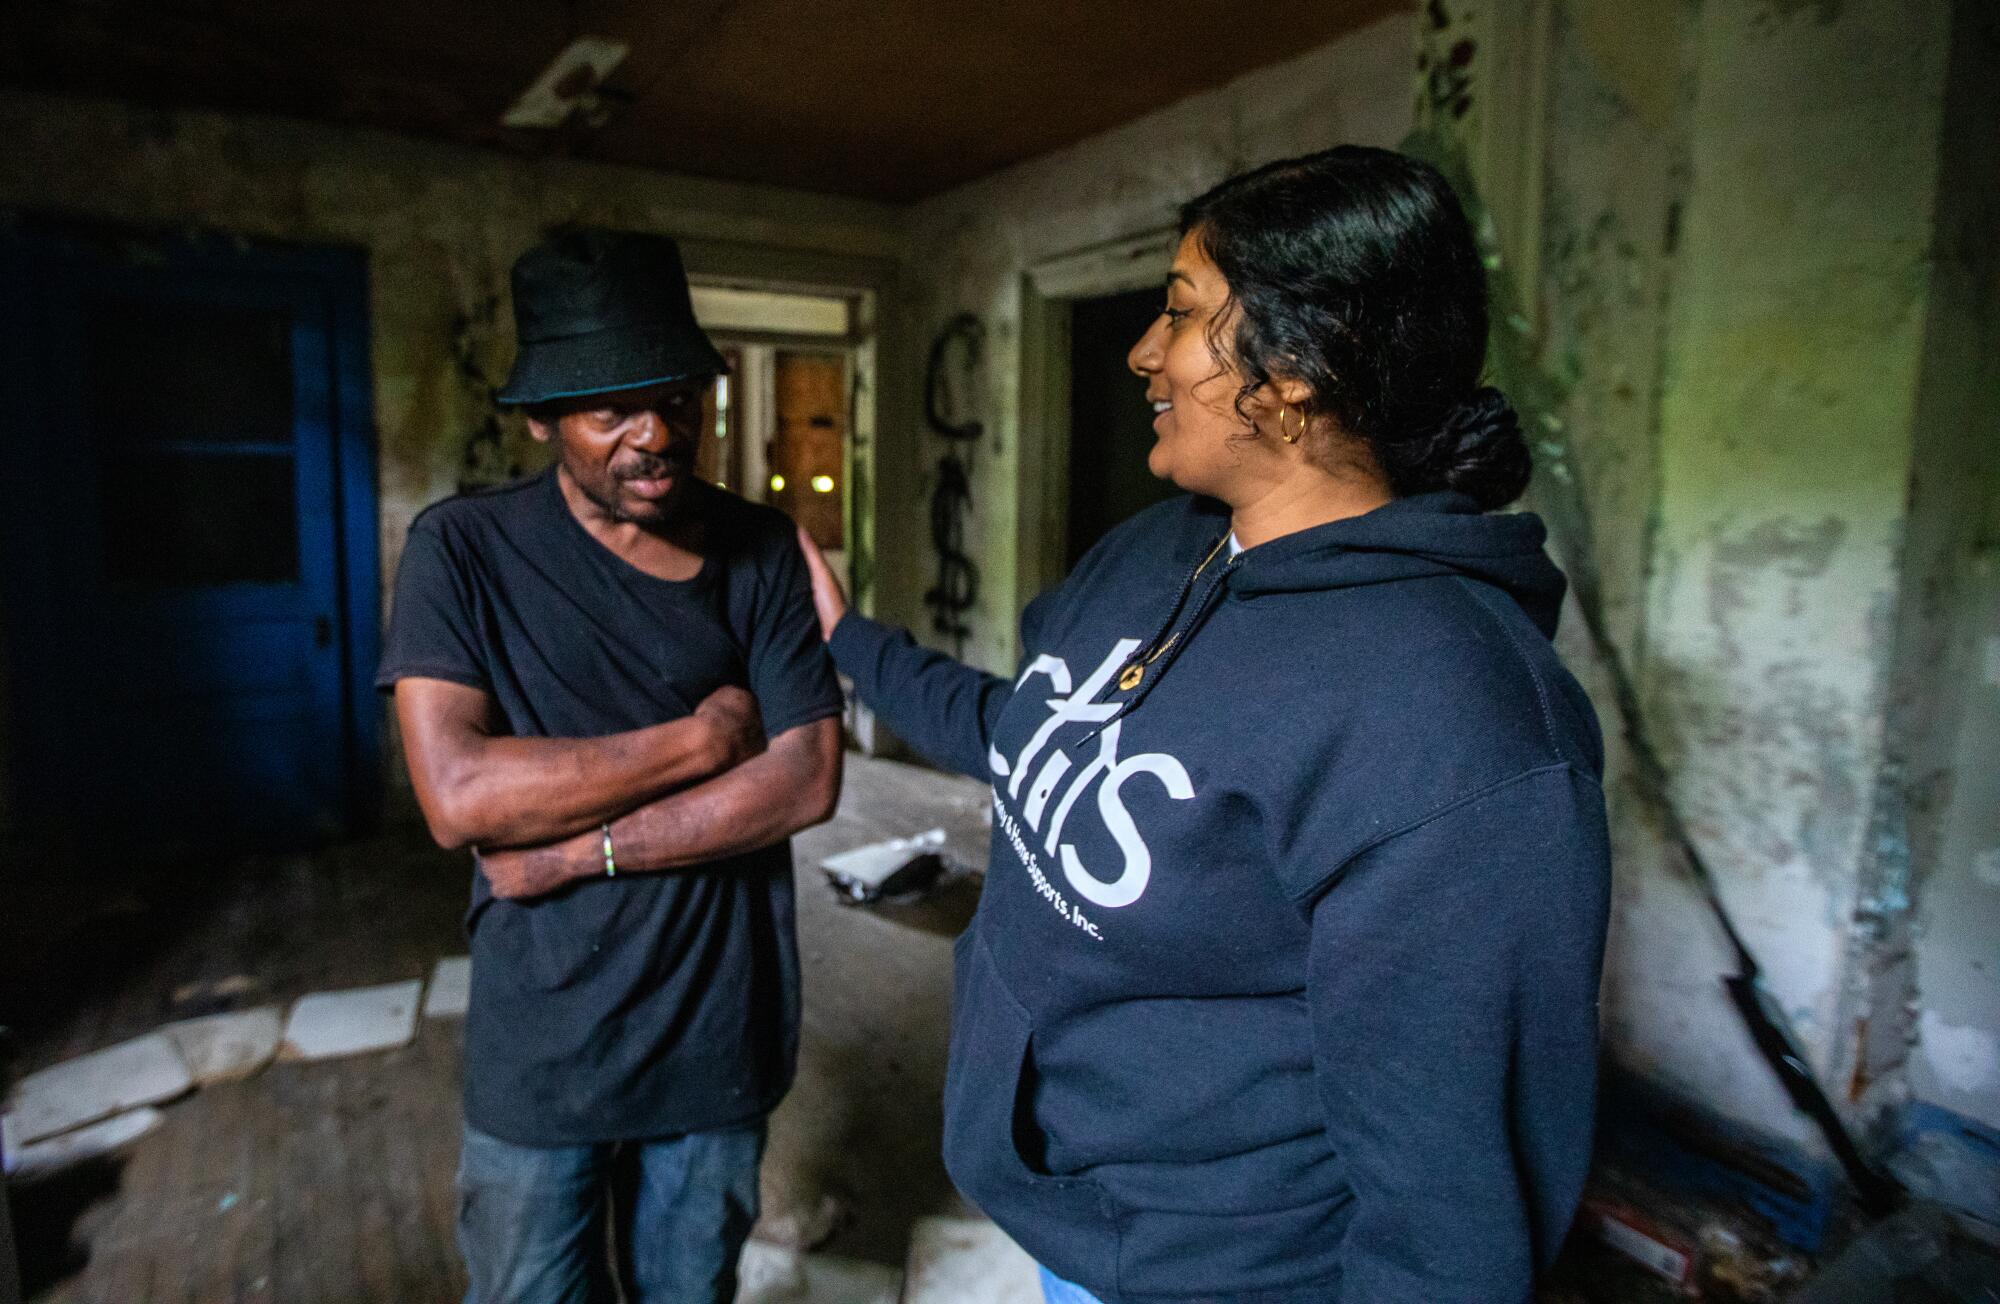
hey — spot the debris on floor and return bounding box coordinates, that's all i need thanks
[423,955,471,1019]
[754,1191,853,1251]
[736,1239,902,1304]
[5,1105,164,1179]
[821,828,959,904]
[169,973,260,1011]
[1787,1202,2000,1303]
[901,1216,1041,1304]
[3,1031,192,1146]
[278,979,422,1062]
[164,1006,284,1085]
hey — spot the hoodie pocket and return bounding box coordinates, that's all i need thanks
[943,929,1122,1291]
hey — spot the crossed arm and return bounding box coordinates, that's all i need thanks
[395,676,842,900]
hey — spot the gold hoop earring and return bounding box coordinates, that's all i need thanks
[1279,405,1305,444]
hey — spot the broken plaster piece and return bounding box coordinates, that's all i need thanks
[4,1031,193,1147]
[821,829,951,903]
[736,1240,901,1304]
[424,956,471,1019]
[902,1216,1041,1304]
[6,1106,164,1179]
[165,1006,284,1084]
[279,980,422,1062]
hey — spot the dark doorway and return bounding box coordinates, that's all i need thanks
[1066,286,1175,569]
[0,221,379,850]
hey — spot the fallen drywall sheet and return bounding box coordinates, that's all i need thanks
[279,980,422,1062]
[902,1216,1041,1304]
[5,1107,164,1179]
[736,1240,901,1304]
[3,1032,192,1146]
[164,1006,284,1085]
[423,956,470,1019]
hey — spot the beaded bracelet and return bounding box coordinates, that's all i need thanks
[602,822,617,877]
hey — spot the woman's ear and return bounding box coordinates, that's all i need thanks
[1271,375,1314,410]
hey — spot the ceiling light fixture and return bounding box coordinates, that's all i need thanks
[502,36,630,130]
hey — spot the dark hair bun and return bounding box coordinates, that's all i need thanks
[1419,387,1530,510]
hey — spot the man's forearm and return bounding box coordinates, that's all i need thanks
[478,718,842,899]
[423,714,724,848]
[614,719,842,869]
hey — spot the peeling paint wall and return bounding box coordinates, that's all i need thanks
[1520,0,1995,1156]
[0,88,902,822]
[885,13,1415,672]
[1633,0,1957,1148]
[1900,0,2000,1133]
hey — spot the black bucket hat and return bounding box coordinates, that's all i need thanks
[495,229,728,407]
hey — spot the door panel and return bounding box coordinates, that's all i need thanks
[0,225,366,847]
[769,350,846,551]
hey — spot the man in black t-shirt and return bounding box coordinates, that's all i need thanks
[377,230,844,1304]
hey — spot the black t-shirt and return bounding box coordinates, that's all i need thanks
[376,468,843,1145]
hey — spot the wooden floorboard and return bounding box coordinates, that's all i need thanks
[6,754,992,1303]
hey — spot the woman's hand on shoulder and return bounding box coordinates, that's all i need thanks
[795,523,848,642]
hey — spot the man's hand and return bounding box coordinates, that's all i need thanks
[694,685,766,770]
[478,837,593,900]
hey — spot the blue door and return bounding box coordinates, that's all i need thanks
[0,222,378,849]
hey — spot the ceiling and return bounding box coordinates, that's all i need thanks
[2,0,1409,203]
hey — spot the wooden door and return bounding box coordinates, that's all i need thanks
[0,225,377,848]
[767,351,845,551]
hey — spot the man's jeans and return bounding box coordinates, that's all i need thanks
[456,1121,764,1304]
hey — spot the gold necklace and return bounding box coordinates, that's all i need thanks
[1117,532,1231,691]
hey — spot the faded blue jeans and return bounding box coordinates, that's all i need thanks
[1040,1264,1106,1304]
[456,1120,764,1304]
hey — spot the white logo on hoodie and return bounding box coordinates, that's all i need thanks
[987,640,1195,909]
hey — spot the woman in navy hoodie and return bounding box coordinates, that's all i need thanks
[799,146,1611,1304]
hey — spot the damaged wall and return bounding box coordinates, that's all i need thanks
[883,11,1415,672]
[1474,0,2000,1163]
[1898,1,2000,1134]
[0,88,903,822]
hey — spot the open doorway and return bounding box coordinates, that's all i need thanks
[690,285,866,594]
[1065,287,1175,569]
[1014,229,1178,625]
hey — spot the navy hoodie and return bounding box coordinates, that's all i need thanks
[830,492,1611,1303]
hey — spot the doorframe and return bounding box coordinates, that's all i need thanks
[1017,228,1177,604]
[318,243,382,832]
[679,239,897,623]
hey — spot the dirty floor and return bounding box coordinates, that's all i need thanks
[3,753,989,1302]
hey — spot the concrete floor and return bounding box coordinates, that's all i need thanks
[2,753,991,1301]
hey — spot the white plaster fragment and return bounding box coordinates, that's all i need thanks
[6,1106,164,1178]
[164,1006,284,1084]
[3,1032,193,1146]
[279,980,422,1062]
[902,1216,1041,1304]
[736,1241,901,1304]
[424,956,471,1019]
[1973,846,2000,890]
[1920,1010,2000,1094]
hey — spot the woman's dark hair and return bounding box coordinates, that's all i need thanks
[1179,145,1530,510]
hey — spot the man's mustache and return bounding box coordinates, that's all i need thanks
[611,447,692,480]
